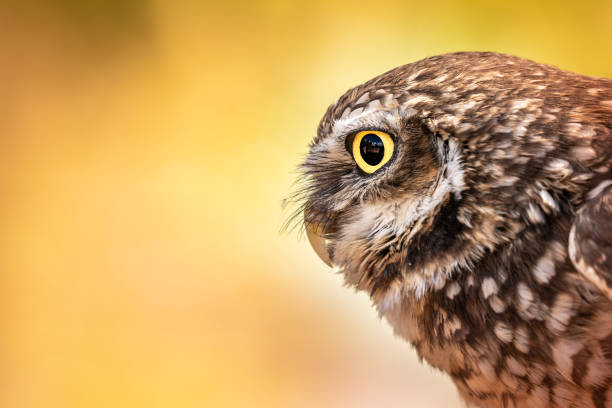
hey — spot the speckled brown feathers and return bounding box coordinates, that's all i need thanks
[293,52,612,407]
[570,182,612,300]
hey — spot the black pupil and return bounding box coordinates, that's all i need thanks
[359,134,385,166]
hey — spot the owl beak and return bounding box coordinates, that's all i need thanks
[305,221,333,267]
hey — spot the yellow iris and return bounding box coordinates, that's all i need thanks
[351,130,394,174]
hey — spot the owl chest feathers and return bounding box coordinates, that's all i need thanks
[376,234,612,407]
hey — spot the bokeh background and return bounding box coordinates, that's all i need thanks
[1,1,612,407]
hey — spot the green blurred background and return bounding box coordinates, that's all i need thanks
[1,1,611,407]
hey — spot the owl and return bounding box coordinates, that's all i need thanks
[292,52,612,407]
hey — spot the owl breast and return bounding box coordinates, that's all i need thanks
[378,233,612,408]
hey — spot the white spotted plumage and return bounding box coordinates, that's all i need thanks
[292,52,612,407]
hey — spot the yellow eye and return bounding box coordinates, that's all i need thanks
[352,130,395,174]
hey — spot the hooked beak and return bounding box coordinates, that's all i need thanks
[305,219,333,267]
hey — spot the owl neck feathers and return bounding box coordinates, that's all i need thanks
[361,138,484,310]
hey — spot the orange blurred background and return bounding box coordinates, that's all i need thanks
[1,1,611,407]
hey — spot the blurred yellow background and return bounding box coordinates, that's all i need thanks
[1,1,611,407]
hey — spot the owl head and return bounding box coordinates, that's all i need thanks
[291,52,608,308]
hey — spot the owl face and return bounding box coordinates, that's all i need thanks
[303,103,463,298]
[297,52,603,304]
